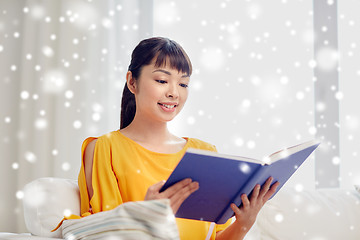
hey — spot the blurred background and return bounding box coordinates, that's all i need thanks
[0,0,359,233]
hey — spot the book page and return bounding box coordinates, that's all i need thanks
[186,148,264,164]
[268,139,319,163]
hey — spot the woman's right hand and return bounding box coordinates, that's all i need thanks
[144,178,199,214]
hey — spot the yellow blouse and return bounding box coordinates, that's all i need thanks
[76,130,232,240]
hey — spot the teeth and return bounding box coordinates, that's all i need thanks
[161,103,176,109]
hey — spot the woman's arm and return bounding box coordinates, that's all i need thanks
[215,177,279,240]
[83,139,97,200]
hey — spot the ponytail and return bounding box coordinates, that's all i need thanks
[120,83,136,129]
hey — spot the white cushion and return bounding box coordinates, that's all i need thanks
[255,187,360,240]
[23,178,80,238]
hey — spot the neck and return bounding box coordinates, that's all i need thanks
[121,114,172,144]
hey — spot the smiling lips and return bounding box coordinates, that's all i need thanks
[158,102,178,112]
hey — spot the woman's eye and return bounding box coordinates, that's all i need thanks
[179,83,189,88]
[156,80,167,84]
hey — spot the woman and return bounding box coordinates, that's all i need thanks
[79,37,279,240]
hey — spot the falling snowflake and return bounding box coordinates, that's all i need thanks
[238,163,251,174]
[316,102,326,112]
[242,99,251,108]
[4,116,11,123]
[35,118,48,130]
[234,137,244,147]
[42,69,67,94]
[332,156,341,165]
[73,120,82,129]
[16,191,24,200]
[66,2,98,30]
[187,116,196,125]
[308,126,317,135]
[246,140,256,149]
[295,184,304,192]
[63,209,72,217]
[335,91,343,100]
[24,152,37,163]
[29,5,45,20]
[10,65,17,71]
[247,3,262,20]
[101,18,113,29]
[154,2,178,26]
[316,47,339,71]
[200,47,225,71]
[296,91,305,100]
[92,113,101,122]
[65,90,74,99]
[274,213,284,223]
[12,162,19,170]
[62,162,71,171]
[308,59,317,68]
[42,46,54,57]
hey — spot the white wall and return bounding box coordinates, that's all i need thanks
[338,1,360,188]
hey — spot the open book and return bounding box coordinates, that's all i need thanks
[160,140,320,224]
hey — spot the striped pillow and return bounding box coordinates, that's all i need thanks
[62,199,179,240]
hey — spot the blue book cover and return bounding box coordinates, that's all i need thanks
[159,140,320,224]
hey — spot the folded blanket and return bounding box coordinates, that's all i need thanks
[62,199,179,240]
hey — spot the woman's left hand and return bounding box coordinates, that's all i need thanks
[230,177,280,232]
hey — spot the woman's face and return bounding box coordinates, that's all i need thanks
[129,59,190,124]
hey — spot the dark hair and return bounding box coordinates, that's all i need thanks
[120,37,192,129]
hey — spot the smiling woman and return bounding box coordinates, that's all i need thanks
[66,37,234,240]
[54,37,279,240]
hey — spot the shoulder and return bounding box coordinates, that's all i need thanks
[82,131,119,152]
[93,131,119,145]
[186,138,217,152]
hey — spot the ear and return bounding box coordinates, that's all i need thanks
[126,71,137,94]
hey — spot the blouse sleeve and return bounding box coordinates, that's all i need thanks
[78,136,123,216]
[215,217,233,233]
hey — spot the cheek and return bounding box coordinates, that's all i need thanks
[180,90,189,103]
[138,87,159,101]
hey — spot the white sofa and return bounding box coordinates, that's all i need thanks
[246,187,360,240]
[0,178,359,239]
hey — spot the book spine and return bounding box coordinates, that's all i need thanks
[215,165,267,224]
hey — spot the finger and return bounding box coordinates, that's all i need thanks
[231,203,241,216]
[259,177,273,198]
[170,182,199,213]
[241,194,250,209]
[151,180,166,193]
[263,181,280,201]
[250,184,260,202]
[145,180,166,200]
[162,178,192,198]
[172,181,199,204]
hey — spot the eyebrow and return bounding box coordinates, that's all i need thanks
[152,69,189,78]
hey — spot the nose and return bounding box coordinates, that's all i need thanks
[166,83,179,99]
